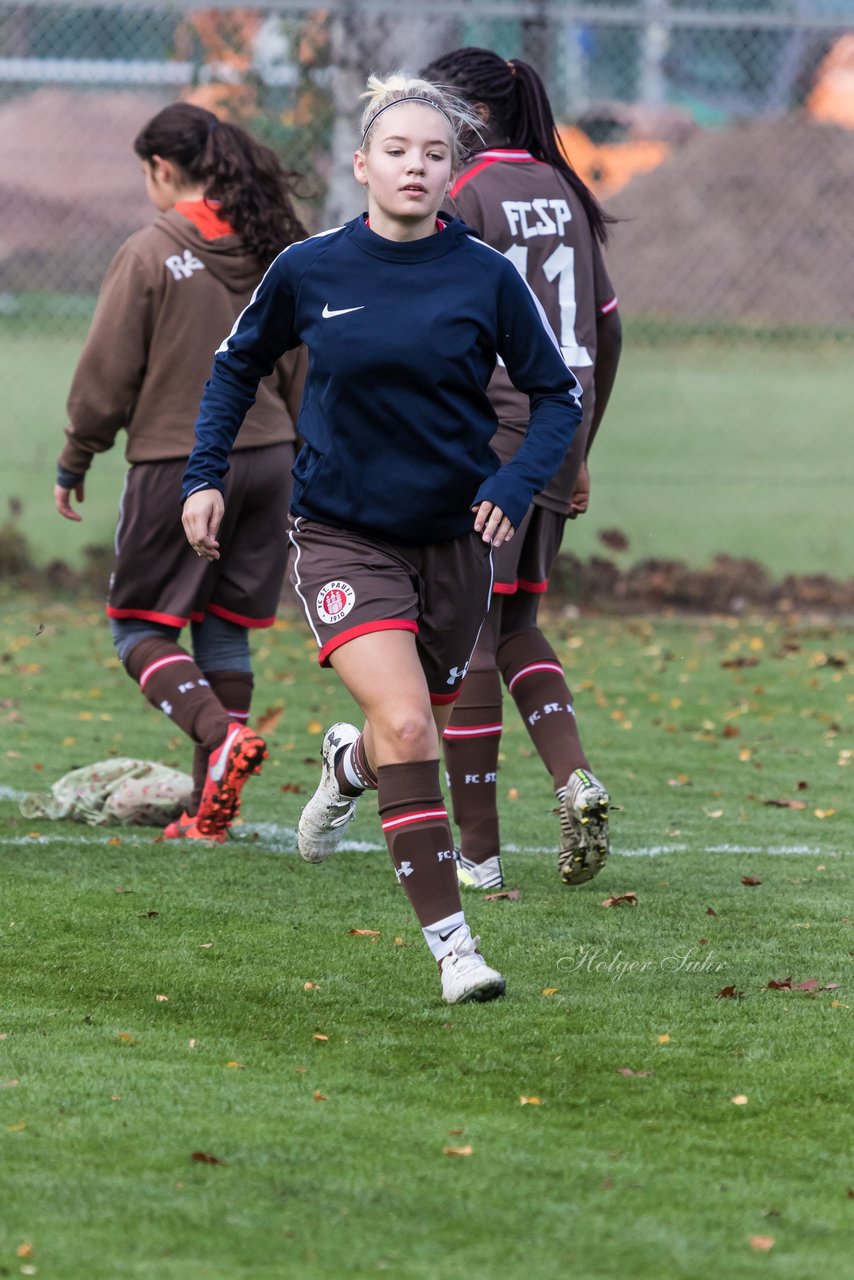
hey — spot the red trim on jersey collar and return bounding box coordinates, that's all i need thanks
[450,148,540,199]
[175,199,236,240]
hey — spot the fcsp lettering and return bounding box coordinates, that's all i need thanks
[501,198,572,239]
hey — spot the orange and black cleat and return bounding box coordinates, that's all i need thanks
[163,810,227,844]
[195,722,268,836]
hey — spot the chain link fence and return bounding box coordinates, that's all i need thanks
[1,0,852,336]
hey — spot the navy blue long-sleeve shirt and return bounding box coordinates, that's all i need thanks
[182,214,582,544]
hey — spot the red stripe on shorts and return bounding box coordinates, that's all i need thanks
[517,577,549,594]
[381,806,449,832]
[507,660,564,693]
[429,690,462,706]
[107,606,190,628]
[318,619,418,666]
[492,581,518,595]
[207,602,276,629]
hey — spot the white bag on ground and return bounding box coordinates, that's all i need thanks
[20,758,193,827]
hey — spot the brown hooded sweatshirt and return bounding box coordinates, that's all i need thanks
[58,206,304,480]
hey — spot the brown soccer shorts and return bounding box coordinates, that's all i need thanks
[490,504,567,598]
[108,443,294,629]
[288,517,494,704]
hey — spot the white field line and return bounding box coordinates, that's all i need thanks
[0,822,848,860]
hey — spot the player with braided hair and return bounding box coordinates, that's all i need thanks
[181,71,583,1004]
[421,47,623,891]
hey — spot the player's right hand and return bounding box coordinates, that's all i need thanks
[54,482,84,522]
[182,488,224,561]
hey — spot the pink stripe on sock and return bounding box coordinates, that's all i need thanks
[139,654,193,689]
[381,807,448,833]
[443,722,503,739]
[507,661,563,694]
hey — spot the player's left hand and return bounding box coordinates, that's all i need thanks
[472,501,515,548]
[568,460,590,519]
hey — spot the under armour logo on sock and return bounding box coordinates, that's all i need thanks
[395,860,414,881]
[159,700,173,715]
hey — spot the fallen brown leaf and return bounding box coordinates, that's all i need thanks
[766,977,792,990]
[741,875,762,886]
[706,906,717,916]
[313,1090,328,1102]
[731,1095,749,1106]
[763,798,806,809]
[348,928,381,939]
[191,1150,226,1165]
[717,986,745,1000]
[313,1034,329,1042]
[519,1096,542,1105]
[749,1236,775,1252]
[255,705,284,734]
[602,892,638,907]
[483,889,521,901]
[791,978,819,991]
[443,1144,474,1157]
[615,1067,653,1077]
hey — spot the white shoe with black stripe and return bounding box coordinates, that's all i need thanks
[456,851,504,891]
[297,722,360,863]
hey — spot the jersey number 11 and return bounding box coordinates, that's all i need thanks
[505,243,592,369]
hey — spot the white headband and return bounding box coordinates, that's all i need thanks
[360,96,455,147]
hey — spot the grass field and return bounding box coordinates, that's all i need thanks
[1,595,851,1278]
[3,328,852,578]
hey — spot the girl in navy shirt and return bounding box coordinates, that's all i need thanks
[182,72,581,1006]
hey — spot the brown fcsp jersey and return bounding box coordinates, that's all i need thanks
[449,149,617,513]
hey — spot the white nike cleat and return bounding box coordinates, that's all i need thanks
[440,927,506,1004]
[297,722,361,863]
[558,768,610,885]
[456,852,504,891]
